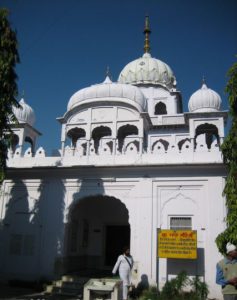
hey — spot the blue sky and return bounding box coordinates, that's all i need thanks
[2,0,237,153]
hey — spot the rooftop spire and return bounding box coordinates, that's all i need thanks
[105,66,112,80]
[104,66,112,83]
[201,75,208,89]
[106,66,111,77]
[21,89,25,99]
[202,75,206,85]
[143,15,151,53]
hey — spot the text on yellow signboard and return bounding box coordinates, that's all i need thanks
[158,230,197,259]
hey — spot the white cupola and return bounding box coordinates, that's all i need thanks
[13,98,36,126]
[118,16,176,90]
[67,76,147,113]
[8,97,41,158]
[118,52,176,90]
[188,81,222,113]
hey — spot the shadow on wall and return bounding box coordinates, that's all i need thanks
[129,274,150,299]
[167,248,205,278]
[62,178,106,275]
[62,178,130,277]
[36,179,65,280]
[1,178,65,282]
[136,274,149,294]
[2,179,33,280]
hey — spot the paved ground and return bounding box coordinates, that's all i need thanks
[0,282,81,300]
[0,283,43,300]
[0,281,47,300]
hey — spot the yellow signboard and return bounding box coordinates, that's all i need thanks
[158,229,197,259]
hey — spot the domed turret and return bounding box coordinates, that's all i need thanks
[118,53,176,89]
[188,81,222,113]
[13,98,36,126]
[67,76,147,113]
[118,16,177,90]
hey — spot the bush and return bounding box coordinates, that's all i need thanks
[160,270,188,299]
[189,276,209,300]
[139,285,160,300]
[137,271,208,300]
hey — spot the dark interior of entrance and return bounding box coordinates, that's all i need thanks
[64,195,130,276]
[105,225,130,266]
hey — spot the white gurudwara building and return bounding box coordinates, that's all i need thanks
[0,17,227,299]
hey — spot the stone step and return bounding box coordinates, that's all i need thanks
[45,284,53,294]
[62,275,75,282]
[52,286,83,297]
[62,275,89,282]
[62,281,84,289]
[44,275,89,298]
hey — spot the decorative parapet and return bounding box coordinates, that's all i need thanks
[6,144,223,168]
[150,114,185,126]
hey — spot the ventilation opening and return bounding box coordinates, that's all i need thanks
[170,216,192,230]
[155,102,167,115]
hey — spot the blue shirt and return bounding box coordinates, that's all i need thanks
[216,258,237,286]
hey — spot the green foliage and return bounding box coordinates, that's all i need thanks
[225,61,237,117]
[216,58,237,253]
[0,8,20,183]
[160,271,189,299]
[189,276,209,300]
[138,271,209,300]
[139,285,160,300]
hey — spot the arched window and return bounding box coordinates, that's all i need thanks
[92,126,112,154]
[194,123,219,149]
[154,102,167,115]
[67,128,86,148]
[117,124,138,152]
[9,134,19,153]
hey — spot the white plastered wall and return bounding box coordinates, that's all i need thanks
[150,177,226,300]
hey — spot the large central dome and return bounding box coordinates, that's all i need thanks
[118,16,176,90]
[118,52,176,89]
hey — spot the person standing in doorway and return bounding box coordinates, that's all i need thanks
[112,246,133,300]
[216,242,237,300]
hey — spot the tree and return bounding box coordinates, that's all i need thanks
[0,8,20,183]
[216,59,237,254]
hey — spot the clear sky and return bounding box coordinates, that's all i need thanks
[2,0,237,154]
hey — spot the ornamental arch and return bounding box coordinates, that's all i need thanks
[154,101,167,115]
[64,195,130,274]
[194,123,219,150]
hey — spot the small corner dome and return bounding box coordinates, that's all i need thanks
[188,82,222,113]
[118,53,177,89]
[67,76,147,113]
[13,98,36,126]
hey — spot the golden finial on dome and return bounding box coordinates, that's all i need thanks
[143,15,151,53]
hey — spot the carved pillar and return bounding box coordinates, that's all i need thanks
[139,137,143,155]
[61,141,65,156]
[86,140,90,157]
[112,138,116,156]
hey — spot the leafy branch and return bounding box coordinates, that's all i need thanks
[0,8,20,183]
[216,59,237,254]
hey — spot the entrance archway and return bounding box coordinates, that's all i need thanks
[64,195,130,275]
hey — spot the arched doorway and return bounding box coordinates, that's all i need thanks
[64,195,130,276]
